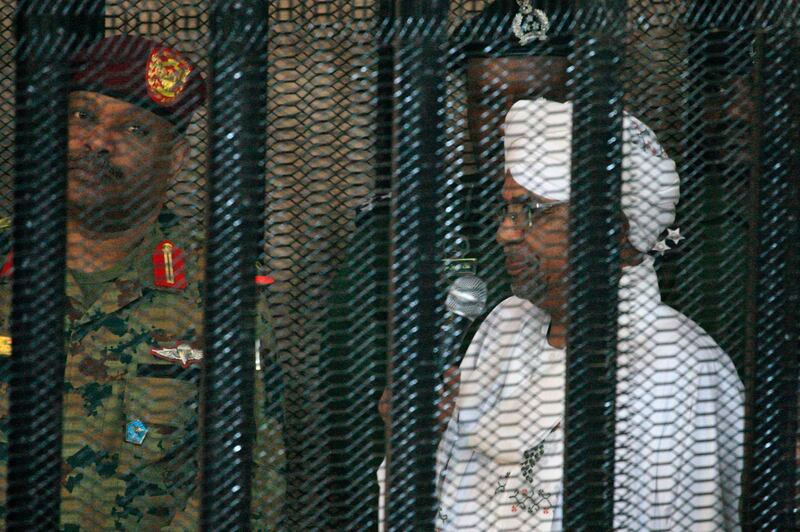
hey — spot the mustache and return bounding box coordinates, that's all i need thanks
[68,154,125,182]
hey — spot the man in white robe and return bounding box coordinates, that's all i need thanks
[434,98,744,531]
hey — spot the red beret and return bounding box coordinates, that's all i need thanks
[70,35,205,129]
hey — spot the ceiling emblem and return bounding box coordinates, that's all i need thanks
[513,1,550,46]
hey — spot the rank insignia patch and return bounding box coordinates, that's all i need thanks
[151,343,203,368]
[0,251,13,279]
[126,420,148,445]
[146,47,193,105]
[152,240,187,289]
[0,336,11,357]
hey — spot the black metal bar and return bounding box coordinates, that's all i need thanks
[9,1,103,528]
[685,0,799,31]
[679,29,730,364]
[317,3,396,524]
[377,0,395,195]
[70,0,105,41]
[791,37,800,528]
[387,1,448,529]
[202,1,267,530]
[562,14,623,530]
[319,1,395,528]
[748,27,798,531]
[681,6,756,378]
[742,28,764,532]
[9,4,69,528]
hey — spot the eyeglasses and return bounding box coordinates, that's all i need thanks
[497,200,567,232]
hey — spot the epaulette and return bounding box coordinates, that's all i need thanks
[0,217,12,280]
[152,239,187,290]
[255,260,274,287]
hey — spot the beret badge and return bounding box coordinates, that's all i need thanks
[513,1,550,45]
[146,47,193,105]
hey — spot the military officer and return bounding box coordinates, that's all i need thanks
[0,35,284,530]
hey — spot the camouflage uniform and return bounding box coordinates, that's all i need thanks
[0,214,285,530]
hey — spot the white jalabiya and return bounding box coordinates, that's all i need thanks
[380,97,743,531]
[435,256,744,531]
[435,98,742,530]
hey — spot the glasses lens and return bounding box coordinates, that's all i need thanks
[497,205,508,226]
[498,204,528,231]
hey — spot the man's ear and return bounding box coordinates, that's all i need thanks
[170,136,189,179]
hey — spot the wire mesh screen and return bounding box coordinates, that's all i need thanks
[0,0,797,531]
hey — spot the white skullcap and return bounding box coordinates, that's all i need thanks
[504,98,681,253]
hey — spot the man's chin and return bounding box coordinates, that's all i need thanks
[510,279,547,306]
[68,206,153,237]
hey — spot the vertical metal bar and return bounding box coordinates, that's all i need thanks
[377,0,394,195]
[748,27,798,530]
[9,1,103,527]
[202,1,267,529]
[73,0,105,40]
[319,3,395,523]
[680,18,720,349]
[562,10,623,529]
[9,3,69,528]
[377,0,395,517]
[387,0,448,529]
[681,4,752,374]
[742,28,764,532]
[792,38,800,527]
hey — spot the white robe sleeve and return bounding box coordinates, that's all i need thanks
[664,359,744,531]
[622,356,743,532]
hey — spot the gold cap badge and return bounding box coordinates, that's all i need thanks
[146,47,193,105]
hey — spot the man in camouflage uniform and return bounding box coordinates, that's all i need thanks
[0,35,284,530]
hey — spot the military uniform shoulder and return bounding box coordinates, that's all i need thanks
[148,238,202,292]
[0,220,13,283]
[0,219,11,345]
[149,212,205,290]
[154,211,278,290]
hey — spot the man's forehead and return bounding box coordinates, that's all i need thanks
[467,55,569,100]
[502,173,551,203]
[70,90,169,127]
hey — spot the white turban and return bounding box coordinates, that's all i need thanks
[504,98,680,253]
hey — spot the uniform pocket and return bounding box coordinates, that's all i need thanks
[120,375,199,478]
[117,374,200,528]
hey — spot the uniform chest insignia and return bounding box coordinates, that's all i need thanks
[0,251,13,279]
[513,1,550,46]
[255,274,275,286]
[152,239,187,289]
[125,419,148,445]
[151,343,203,368]
[0,336,11,357]
[146,47,193,105]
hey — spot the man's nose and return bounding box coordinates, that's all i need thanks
[496,218,523,246]
[83,124,116,156]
